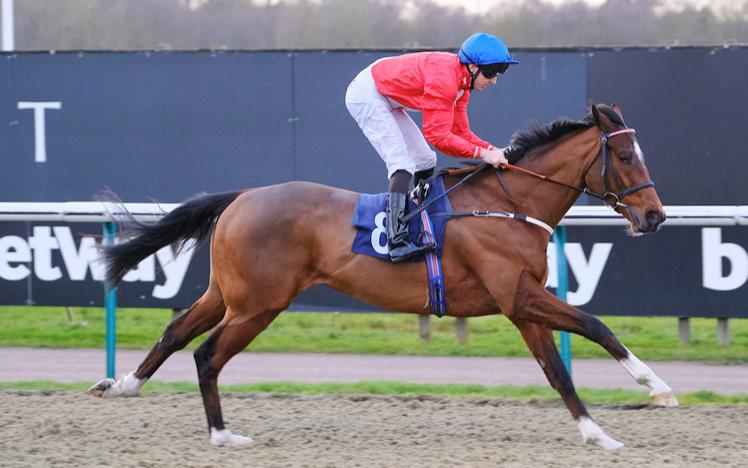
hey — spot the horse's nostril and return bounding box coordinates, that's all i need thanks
[646,210,666,225]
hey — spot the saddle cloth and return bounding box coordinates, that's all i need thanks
[351,175,453,261]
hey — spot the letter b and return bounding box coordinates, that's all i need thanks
[702,228,748,291]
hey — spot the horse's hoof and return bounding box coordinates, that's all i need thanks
[591,435,625,451]
[651,391,679,407]
[87,372,145,398]
[578,417,624,450]
[88,378,116,398]
[210,428,253,447]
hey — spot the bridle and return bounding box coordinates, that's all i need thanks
[401,126,657,230]
[596,128,656,208]
[502,127,655,210]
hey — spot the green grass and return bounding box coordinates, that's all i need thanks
[1,306,747,362]
[2,380,746,405]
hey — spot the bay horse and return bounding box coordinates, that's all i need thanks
[89,103,675,450]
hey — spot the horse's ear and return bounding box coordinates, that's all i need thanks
[591,104,601,124]
[609,104,628,126]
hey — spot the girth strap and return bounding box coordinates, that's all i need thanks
[430,210,554,235]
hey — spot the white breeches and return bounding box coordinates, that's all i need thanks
[345,65,437,179]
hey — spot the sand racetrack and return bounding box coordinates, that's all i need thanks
[1,391,747,467]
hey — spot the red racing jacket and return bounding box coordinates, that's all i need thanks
[371,51,492,158]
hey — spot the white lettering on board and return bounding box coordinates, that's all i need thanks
[153,240,196,299]
[702,227,748,291]
[29,226,62,281]
[546,242,613,306]
[54,226,105,281]
[0,226,194,299]
[17,101,62,163]
[0,235,32,281]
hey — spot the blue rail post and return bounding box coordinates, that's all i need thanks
[103,221,117,379]
[553,226,572,375]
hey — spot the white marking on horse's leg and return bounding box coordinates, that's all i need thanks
[88,371,147,398]
[619,346,678,406]
[577,416,624,450]
[210,428,253,447]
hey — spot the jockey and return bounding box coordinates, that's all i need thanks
[345,32,518,263]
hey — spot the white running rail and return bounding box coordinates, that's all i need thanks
[0,202,746,226]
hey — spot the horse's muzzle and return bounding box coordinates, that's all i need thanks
[639,209,667,233]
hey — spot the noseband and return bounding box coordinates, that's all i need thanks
[591,128,655,209]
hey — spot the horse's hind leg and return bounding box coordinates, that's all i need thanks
[510,318,623,450]
[194,308,282,446]
[513,271,677,407]
[89,278,226,398]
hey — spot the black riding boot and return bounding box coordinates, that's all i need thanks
[386,170,436,263]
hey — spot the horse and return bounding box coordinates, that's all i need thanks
[89,103,675,450]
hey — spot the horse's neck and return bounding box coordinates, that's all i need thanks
[509,127,600,228]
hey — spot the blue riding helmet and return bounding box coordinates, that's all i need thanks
[458,32,519,67]
[459,33,518,90]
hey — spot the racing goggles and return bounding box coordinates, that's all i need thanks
[479,62,510,79]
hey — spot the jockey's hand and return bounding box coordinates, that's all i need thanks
[479,146,508,168]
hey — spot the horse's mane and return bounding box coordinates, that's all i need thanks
[437,118,589,176]
[437,105,624,174]
[436,118,590,177]
[504,117,592,164]
[505,106,625,164]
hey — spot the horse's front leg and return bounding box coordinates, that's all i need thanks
[513,270,678,407]
[509,318,623,450]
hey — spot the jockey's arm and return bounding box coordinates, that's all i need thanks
[422,107,507,167]
[422,106,486,159]
[451,92,492,149]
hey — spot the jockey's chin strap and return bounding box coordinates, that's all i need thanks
[502,128,655,210]
[460,55,480,90]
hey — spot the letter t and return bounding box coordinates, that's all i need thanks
[17,101,62,163]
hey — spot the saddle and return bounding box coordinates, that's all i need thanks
[351,175,452,262]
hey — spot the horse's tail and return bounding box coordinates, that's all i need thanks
[103,190,243,286]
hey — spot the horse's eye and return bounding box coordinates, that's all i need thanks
[618,151,634,165]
